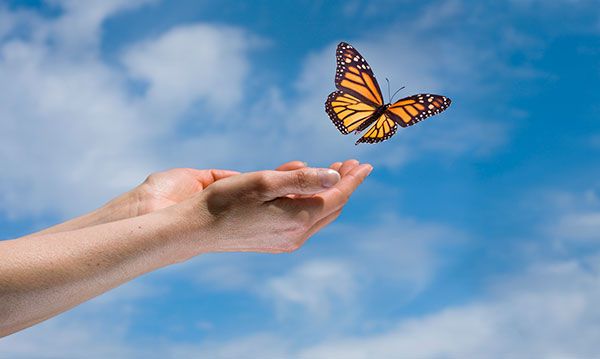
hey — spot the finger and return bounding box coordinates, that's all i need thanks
[287,161,344,200]
[276,161,307,171]
[291,162,342,199]
[184,168,240,188]
[209,169,241,181]
[253,168,341,200]
[329,162,343,171]
[317,163,372,214]
[286,163,372,219]
[338,159,360,176]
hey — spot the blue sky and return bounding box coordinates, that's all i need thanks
[1,0,600,357]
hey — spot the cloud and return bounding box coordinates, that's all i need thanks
[298,255,600,359]
[0,36,154,218]
[552,212,600,242]
[122,24,258,114]
[0,4,257,218]
[162,233,600,359]
[0,0,521,219]
[46,0,156,52]
[0,6,15,40]
[533,187,600,244]
[5,254,600,358]
[166,213,464,329]
[264,259,357,318]
[171,333,292,359]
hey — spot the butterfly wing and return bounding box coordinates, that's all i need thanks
[387,94,451,127]
[356,113,397,145]
[335,42,384,107]
[325,90,378,134]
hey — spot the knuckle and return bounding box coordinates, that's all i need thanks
[250,172,271,192]
[143,173,158,184]
[203,184,232,214]
[294,170,310,190]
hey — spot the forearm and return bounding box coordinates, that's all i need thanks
[0,205,200,337]
[25,190,141,238]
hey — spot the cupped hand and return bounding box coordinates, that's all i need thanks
[130,161,308,216]
[177,160,371,255]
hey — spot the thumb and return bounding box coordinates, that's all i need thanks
[255,168,341,199]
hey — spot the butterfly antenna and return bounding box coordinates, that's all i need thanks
[390,86,406,103]
[385,78,391,104]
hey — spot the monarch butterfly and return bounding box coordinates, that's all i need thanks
[325,42,452,144]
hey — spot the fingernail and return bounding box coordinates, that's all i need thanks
[319,169,340,188]
[366,165,373,175]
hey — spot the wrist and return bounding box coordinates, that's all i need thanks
[159,195,216,262]
[95,189,143,223]
[98,179,168,222]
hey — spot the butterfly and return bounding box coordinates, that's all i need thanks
[325,42,452,144]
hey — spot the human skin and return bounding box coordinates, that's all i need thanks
[0,159,371,337]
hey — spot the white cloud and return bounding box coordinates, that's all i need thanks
[168,213,464,327]
[533,187,600,244]
[5,254,600,358]
[299,255,600,359]
[169,333,293,359]
[0,4,257,218]
[552,212,600,242]
[46,0,156,52]
[122,24,257,114]
[0,37,153,217]
[264,259,357,318]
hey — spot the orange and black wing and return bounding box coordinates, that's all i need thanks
[387,94,451,127]
[356,113,397,145]
[325,90,377,134]
[335,42,384,107]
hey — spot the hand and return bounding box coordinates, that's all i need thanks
[133,168,240,215]
[118,161,309,217]
[175,160,372,255]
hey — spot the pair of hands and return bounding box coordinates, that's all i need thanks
[0,159,371,337]
[122,159,372,256]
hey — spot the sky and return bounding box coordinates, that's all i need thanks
[1,0,600,357]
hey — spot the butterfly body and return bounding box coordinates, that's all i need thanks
[325,42,452,144]
[353,103,391,133]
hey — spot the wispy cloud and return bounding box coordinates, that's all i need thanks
[167,213,464,326]
[298,255,600,359]
[552,212,600,242]
[264,259,357,318]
